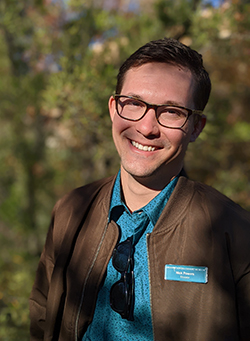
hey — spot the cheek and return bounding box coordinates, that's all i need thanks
[163,129,185,145]
[162,128,192,154]
[112,115,131,136]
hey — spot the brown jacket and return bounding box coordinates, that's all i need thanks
[30,175,250,340]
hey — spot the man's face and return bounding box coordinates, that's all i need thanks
[109,62,205,188]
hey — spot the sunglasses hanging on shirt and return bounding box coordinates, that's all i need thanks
[110,236,135,321]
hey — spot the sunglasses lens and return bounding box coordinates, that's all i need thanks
[110,281,127,312]
[112,239,132,272]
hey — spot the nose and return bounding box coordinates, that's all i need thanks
[135,107,160,137]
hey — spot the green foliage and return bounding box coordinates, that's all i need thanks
[0,0,250,339]
[185,1,250,210]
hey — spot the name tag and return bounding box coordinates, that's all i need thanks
[165,264,208,283]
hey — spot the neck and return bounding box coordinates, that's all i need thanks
[120,167,176,212]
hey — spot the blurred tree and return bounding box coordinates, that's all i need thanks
[185,0,250,210]
[154,0,202,39]
[0,0,64,337]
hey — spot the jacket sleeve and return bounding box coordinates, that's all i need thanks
[237,270,250,340]
[232,214,250,340]
[29,208,57,340]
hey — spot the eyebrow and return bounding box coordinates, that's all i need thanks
[124,93,184,107]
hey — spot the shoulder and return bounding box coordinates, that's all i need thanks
[192,179,247,210]
[49,175,116,254]
[182,177,250,224]
[53,175,116,215]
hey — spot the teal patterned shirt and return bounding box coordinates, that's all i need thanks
[82,171,178,340]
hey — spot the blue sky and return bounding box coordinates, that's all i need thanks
[203,0,223,6]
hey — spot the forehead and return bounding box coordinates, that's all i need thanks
[121,62,196,107]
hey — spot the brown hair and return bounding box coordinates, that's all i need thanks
[116,38,211,111]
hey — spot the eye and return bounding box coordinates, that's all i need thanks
[125,98,144,108]
[161,106,186,117]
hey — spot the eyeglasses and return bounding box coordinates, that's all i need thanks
[113,94,203,129]
[110,236,135,321]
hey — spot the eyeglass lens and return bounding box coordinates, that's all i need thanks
[116,96,189,128]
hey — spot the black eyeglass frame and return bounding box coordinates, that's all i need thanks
[110,236,135,321]
[113,94,203,129]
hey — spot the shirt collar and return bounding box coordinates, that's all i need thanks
[109,170,178,225]
[143,176,178,225]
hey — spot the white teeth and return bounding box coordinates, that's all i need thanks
[132,141,156,151]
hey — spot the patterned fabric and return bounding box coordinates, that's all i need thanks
[82,171,178,340]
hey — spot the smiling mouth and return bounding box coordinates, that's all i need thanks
[132,141,156,152]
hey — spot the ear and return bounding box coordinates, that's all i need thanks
[108,95,116,122]
[190,115,206,142]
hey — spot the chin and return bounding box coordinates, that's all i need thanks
[123,164,163,180]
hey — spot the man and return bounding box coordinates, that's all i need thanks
[30,38,250,340]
